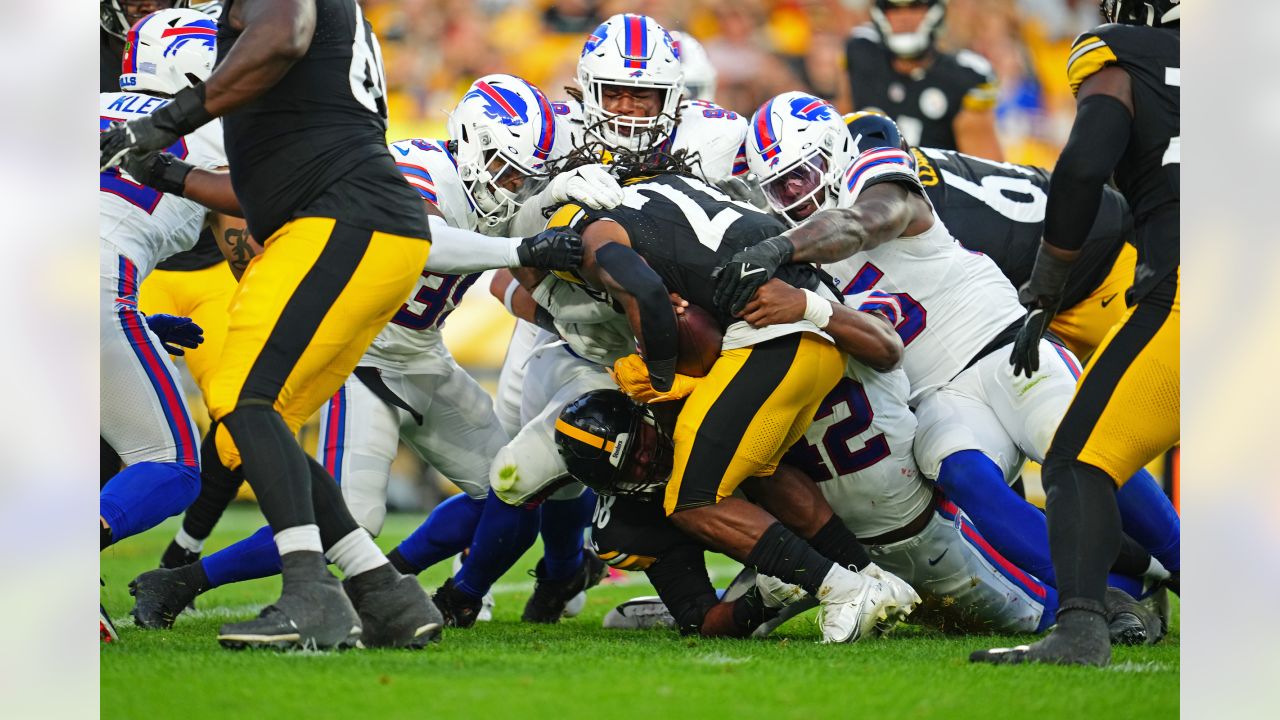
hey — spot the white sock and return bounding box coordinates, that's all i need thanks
[1143,556,1171,584]
[326,529,390,578]
[815,564,864,603]
[274,524,323,556]
[174,527,204,554]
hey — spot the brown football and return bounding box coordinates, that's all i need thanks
[676,304,723,378]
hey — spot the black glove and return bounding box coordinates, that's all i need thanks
[1009,246,1075,378]
[145,314,205,356]
[120,151,196,196]
[711,235,794,317]
[100,84,213,171]
[516,227,584,270]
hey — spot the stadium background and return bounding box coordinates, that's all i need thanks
[175,0,1173,511]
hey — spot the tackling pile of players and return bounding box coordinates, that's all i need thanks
[99,0,1180,667]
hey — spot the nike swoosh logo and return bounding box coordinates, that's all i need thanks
[739,266,766,279]
[927,548,950,566]
[1100,293,1119,308]
[393,145,411,156]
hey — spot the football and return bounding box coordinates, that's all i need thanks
[675,304,723,378]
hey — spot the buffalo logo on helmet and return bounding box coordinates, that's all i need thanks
[463,81,530,127]
[582,22,610,56]
[661,29,680,60]
[160,18,217,56]
[788,95,836,122]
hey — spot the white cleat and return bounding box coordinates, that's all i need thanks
[862,563,920,635]
[815,566,900,644]
[563,591,588,618]
[602,596,676,630]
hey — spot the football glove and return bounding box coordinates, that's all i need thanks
[145,314,205,356]
[516,227,584,270]
[549,164,624,209]
[610,354,700,403]
[1009,246,1076,378]
[100,85,213,171]
[119,151,195,196]
[711,235,795,317]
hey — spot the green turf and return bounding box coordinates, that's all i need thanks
[101,505,1178,719]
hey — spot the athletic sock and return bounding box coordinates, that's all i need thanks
[100,461,200,545]
[221,405,315,531]
[174,527,204,554]
[744,522,834,597]
[807,515,870,570]
[392,493,486,574]
[179,424,243,542]
[1043,456,1121,606]
[306,456,363,548]
[937,450,1056,584]
[453,492,541,599]
[201,525,283,589]
[1116,468,1181,571]
[539,491,596,581]
[326,528,389,578]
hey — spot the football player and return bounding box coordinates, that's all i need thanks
[975,0,1181,667]
[721,94,1177,618]
[845,0,1002,158]
[125,75,593,630]
[98,6,224,636]
[670,31,717,102]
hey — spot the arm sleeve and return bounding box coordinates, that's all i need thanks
[644,544,721,636]
[1044,93,1132,252]
[594,242,679,391]
[421,214,521,273]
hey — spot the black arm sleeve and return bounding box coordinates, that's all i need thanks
[594,242,679,391]
[1044,93,1132,252]
[643,544,720,636]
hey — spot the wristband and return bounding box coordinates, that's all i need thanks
[801,289,834,329]
[152,84,215,136]
[502,279,520,316]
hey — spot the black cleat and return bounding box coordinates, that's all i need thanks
[129,564,206,629]
[970,600,1112,667]
[217,551,360,651]
[159,539,202,570]
[432,577,484,629]
[521,549,608,624]
[100,604,120,643]
[343,565,442,649]
[1105,587,1164,646]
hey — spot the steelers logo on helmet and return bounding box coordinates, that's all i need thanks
[555,390,673,497]
[449,74,558,230]
[746,91,857,227]
[576,13,685,154]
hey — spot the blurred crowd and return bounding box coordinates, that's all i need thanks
[368,0,1110,168]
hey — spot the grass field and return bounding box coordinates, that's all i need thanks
[101,504,1178,720]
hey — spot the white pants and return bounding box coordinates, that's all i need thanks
[491,341,616,505]
[913,338,1082,481]
[315,357,508,536]
[494,319,542,438]
[870,501,1049,633]
[100,248,199,467]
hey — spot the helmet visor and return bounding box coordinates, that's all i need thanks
[487,153,550,205]
[761,153,828,224]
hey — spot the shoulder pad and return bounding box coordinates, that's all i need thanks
[673,102,748,184]
[955,49,996,82]
[389,138,473,230]
[1066,28,1120,95]
[839,148,924,207]
[850,24,880,43]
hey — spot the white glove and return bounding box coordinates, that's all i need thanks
[549,163,624,210]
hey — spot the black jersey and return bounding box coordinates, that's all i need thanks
[103,30,224,271]
[573,174,830,330]
[217,0,428,242]
[1067,23,1179,301]
[911,146,1131,309]
[845,24,997,150]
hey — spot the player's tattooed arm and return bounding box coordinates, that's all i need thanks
[782,183,921,263]
[210,214,262,280]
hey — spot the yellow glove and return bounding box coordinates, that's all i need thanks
[611,354,701,403]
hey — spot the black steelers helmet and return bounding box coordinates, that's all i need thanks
[101,1,192,40]
[870,1,948,60]
[1100,1,1180,28]
[844,111,909,154]
[555,390,673,497]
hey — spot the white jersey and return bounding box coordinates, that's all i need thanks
[362,138,480,374]
[823,148,1025,405]
[99,92,226,278]
[789,359,932,538]
[550,98,747,185]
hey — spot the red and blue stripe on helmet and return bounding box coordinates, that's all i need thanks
[519,79,556,162]
[753,99,783,164]
[623,14,649,69]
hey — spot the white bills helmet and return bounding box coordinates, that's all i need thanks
[448,74,558,229]
[118,8,217,95]
[745,92,856,227]
[576,13,684,152]
[670,31,716,102]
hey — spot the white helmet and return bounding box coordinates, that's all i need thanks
[744,92,856,227]
[576,13,684,153]
[101,1,191,41]
[670,31,716,102]
[119,8,217,95]
[448,74,558,230]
